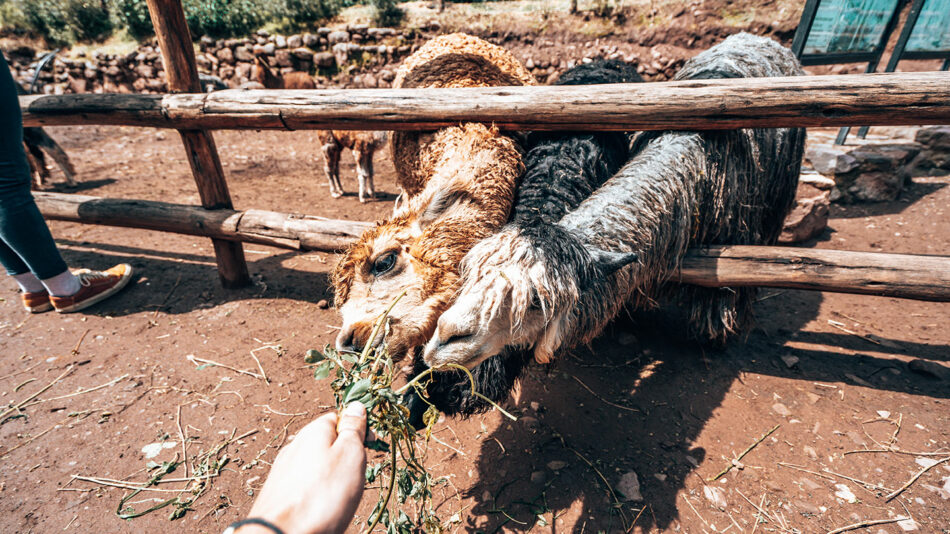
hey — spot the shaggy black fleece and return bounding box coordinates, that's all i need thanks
[513,62,640,226]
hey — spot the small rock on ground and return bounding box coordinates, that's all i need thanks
[772,403,792,417]
[547,460,568,471]
[617,471,642,501]
[780,354,800,368]
[779,190,830,243]
[908,359,950,381]
[703,485,727,509]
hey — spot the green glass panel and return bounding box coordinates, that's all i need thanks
[803,0,900,54]
[905,0,950,52]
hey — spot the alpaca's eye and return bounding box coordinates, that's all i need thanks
[372,252,398,276]
[529,292,542,310]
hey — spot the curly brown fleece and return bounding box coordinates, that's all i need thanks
[390,33,536,196]
[331,33,533,357]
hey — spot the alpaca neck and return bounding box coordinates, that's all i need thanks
[557,132,706,348]
[512,133,628,227]
[406,126,521,279]
[255,65,282,89]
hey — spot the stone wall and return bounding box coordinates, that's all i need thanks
[5,25,420,94]
[805,127,950,204]
[4,24,703,94]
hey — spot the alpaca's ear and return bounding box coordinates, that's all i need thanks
[417,187,467,230]
[254,56,272,72]
[587,247,638,275]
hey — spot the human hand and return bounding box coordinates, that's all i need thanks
[247,402,368,534]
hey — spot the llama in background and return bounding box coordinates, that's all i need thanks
[251,55,388,202]
[251,55,316,89]
[317,129,388,202]
[13,74,77,188]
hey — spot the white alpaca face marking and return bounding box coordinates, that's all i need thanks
[422,230,576,369]
[423,288,561,370]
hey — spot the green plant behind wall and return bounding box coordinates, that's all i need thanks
[2,0,354,45]
[369,0,403,27]
[112,0,154,40]
[182,0,267,39]
[9,0,112,45]
[68,0,113,41]
[281,0,345,30]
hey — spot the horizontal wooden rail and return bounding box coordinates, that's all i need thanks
[21,71,950,131]
[678,245,950,302]
[34,192,371,252]
[36,192,950,301]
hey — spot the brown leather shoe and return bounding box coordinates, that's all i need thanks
[21,290,52,313]
[50,264,133,313]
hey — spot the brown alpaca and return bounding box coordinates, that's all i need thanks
[251,55,316,90]
[316,129,388,203]
[23,129,77,189]
[252,56,386,202]
[14,83,76,189]
[332,33,535,360]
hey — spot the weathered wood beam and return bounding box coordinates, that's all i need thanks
[146,0,250,288]
[36,192,950,302]
[34,192,372,252]
[678,245,950,302]
[21,71,950,131]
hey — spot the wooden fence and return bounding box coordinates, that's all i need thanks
[16,0,950,300]
[20,72,950,132]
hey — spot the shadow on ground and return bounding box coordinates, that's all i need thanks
[40,178,118,193]
[830,179,946,219]
[461,287,947,533]
[53,239,334,318]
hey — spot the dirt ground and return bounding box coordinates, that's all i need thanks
[5,1,950,531]
[0,119,946,534]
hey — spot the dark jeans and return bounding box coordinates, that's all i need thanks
[0,52,68,279]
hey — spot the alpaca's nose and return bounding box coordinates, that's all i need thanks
[439,331,473,348]
[335,327,361,353]
[433,319,475,350]
[337,321,377,353]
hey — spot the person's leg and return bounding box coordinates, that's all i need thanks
[0,237,31,280]
[0,52,71,282]
[0,181,74,281]
[2,52,133,313]
[12,272,44,292]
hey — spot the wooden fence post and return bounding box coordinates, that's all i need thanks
[145,0,250,288]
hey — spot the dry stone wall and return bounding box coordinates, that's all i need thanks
[5,25,418,94]
[5,24,711,94]
[803,126,950,204]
